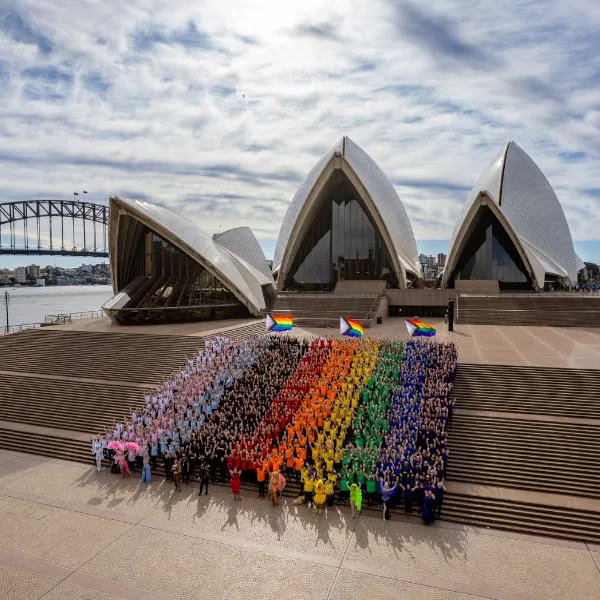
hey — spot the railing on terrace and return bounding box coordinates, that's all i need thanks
[275,291,379,298]
[460,290,600,298]
[1,310,104,336]
[1,322,41,335]
[44,310,104,325]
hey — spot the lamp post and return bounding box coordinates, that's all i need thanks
[3,290,9,334]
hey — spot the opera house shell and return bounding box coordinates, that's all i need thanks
[102,196,275,324]
[273,136,422,290]
[442,141,580,291]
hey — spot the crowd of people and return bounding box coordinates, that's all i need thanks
[376,340,457,523]
[91,332,457,525]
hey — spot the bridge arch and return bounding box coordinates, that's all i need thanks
[0,200,108,257]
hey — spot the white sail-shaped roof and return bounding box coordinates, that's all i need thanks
[109,197,273,315]
[214,227,274,284]
[273,136,421,288]
[444,142,578,289]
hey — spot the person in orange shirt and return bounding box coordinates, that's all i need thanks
[286,452,294,475]
[294,455,303,482]
[256,464,266,498]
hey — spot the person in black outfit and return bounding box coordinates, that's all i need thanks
[163,452,173,481]
[434,480,446,518]
[181,455,190,485]
[402,483,414,514]
[198,462,210,496]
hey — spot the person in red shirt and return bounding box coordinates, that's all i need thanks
[229,467,241,501]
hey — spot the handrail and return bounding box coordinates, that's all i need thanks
[0,322,40,336]
[459,290,600,298]
[1,310,104,336]
[44,310,104,324]
[275,291,379,298]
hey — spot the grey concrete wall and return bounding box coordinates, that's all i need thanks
[387,289,457,306]
[334,280,387,293]
[377,296,389,320]
[455,280,500,292]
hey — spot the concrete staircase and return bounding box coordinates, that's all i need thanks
[0,324,267,462]
[444,363,600,542]
[450,364,600,419]
[447,414,600,497]
[201,321,266,341]
[443,493,600,543]
[0,329,206,384]
[271,294,380,328]
[456,295,600,327]
[0,373,143,433]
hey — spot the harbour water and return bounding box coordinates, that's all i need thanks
[1,285,113,328]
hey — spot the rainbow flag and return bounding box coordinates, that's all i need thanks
[340,316,364,338]
[405,318,436,337]
[266,314,293,332]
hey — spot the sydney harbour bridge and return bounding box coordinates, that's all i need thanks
[0,200,108,257]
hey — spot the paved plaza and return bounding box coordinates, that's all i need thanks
[47,316,600,370]
[0,450,599,600]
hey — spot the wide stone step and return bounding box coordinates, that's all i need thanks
[443,494,600,543]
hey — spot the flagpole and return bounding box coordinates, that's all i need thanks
[82,190,87,251]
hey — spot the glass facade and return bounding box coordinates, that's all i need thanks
[449,208,533,290]
[284,174,397,290]
[107,225,250,324]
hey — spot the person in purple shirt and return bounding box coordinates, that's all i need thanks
[381,478,398,520]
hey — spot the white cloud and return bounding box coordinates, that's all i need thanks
[0,0,599,261]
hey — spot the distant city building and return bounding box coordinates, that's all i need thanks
[35,278,46,286]
[15,267,27,284]
[437,253,447,268]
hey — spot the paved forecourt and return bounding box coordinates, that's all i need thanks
[45,314,600,370]
[0,450,599,600]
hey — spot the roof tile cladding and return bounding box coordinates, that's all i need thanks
[343,137,420,275]
[447,144,507,254]
[213,226,274,283]
[446,142,579,287]
[501,142,578,284]
[273,136,421,279]
[273,138,343,270]
[112,197,271,314]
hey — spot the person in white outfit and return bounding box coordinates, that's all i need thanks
[95,444,104,471]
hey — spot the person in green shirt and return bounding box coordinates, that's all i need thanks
[366,474,377,506]
[339,475,349,503]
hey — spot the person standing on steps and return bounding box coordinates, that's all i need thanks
[198,462,210,496]
[230,467,241,501]
[141,449,151,483]
[172,458,182,492]
[256,463,266,498]
[164,452,173,481]
[434,479,446,518]
[422,489,437,525]
[381,479,397,520]
[349,482,362,518]
[95,442,104,472]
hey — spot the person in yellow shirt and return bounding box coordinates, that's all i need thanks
[313,479,326,514]
[324,477,334,505]
[303,473,314,507]
[300,466,308,484]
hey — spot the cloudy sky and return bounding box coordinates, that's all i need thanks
[1,0,599,269]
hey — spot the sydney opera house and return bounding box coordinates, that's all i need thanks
[103,137,584,323]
